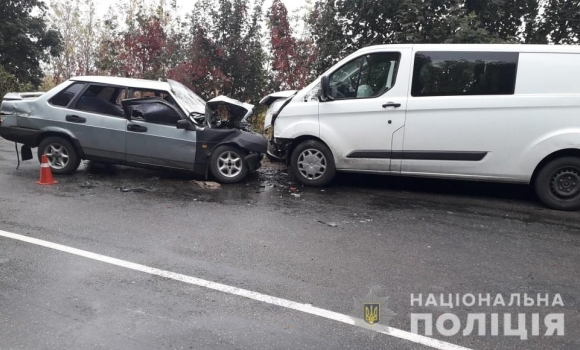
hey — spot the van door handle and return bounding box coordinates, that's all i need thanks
[66,114,86,123]
[127,124,148,133]
[382,102,401,108]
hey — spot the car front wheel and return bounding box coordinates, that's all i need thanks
[534,156,580,211]
[37,136,81,175]
[290,140,336,187]
[210,145,248,184]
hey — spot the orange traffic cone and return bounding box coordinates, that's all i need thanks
[36,155,58,185]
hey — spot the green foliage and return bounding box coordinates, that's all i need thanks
[540,0,580,44]
[169,0,268,103]
[0,0,61,89]
[464,0,540,42]
[0,65,20,99]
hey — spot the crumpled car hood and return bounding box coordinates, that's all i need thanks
[207,96,254,122]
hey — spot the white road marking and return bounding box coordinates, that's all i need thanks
[0,229,471,350]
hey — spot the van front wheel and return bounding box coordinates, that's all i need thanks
[290,140,336,187]
[534,157,580,211]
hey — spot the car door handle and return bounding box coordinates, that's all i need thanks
[66,114,86,123]
[382,102,402,108]
[127,124,148,133]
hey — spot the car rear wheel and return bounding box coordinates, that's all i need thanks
[290,140,336,187]
[534,156,580,211]
[37,136,81,175]
[210,145,248,184]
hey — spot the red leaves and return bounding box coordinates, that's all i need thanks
[268,0,318,91]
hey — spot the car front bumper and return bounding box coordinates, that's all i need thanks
[245,153,264,172]
[266,138,292,163]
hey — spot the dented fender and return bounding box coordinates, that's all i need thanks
[192,127,268,176]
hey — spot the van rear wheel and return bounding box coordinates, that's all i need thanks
[534,156,580,211]
[290,140,336,187]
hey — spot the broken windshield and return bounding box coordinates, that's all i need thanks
[168,79,206,116]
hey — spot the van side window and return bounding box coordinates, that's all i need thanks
[329,52,401,99]
[412,51,519,97]
[49,83,86,107]
[74,84,127,118]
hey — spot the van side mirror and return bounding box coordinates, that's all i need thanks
[320,75,334,102]
[177,119,195,131]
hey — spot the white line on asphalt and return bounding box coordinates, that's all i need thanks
[0,229,471,350]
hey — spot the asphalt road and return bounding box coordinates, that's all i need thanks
[0,138,578,350]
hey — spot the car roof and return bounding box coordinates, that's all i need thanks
[70,76,172,91]
[356,44,580,54]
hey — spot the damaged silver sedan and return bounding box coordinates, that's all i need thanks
[0,76,267,183]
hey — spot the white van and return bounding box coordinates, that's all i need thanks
[262,44,580,210]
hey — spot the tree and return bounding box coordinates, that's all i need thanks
[170,0,268,102]
[464,0,541,43]
[46,0,99,84]
[539,0,580,44]
[268,0,317,90]
[308,0,346,75]
[0,0,61,89]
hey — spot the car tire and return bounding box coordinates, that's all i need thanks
[290,140,336,187]
[37,136,81,175]
[534,156,580,211]
[210,145,248,184]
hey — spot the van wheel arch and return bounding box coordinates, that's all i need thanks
[531,149,580,185]
[287,136,334,165]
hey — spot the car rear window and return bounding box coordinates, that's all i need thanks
[49,82,86,107]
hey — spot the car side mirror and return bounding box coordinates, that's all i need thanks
[320,75,334,102]
[177,119,195,131]
[132,109,143,119]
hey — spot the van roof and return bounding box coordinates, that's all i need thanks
[356,44,580,54]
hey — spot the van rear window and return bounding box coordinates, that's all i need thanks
[411,51,519,97]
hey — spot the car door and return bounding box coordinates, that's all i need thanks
[318,48,411,172]
[67,84,129,161]
[123,98,196,170]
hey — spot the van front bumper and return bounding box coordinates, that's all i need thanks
[267,138,292,163]
[0,126,40,146]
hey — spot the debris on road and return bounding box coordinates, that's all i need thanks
[80,181,97,189]
[318,220,338,228]
[192,180,222,190]
[118,187,154,193]
[291,193,301,198]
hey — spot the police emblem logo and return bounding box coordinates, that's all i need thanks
[364,303,380,325]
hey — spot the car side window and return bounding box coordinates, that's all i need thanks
[131,101,182,126]
[49,83,86,107]
[329,52,401,99]
[131,89,177,106]
[74,84,127,118]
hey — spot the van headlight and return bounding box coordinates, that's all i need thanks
[264,99,285,129]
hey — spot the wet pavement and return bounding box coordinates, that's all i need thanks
[0,138,579,349]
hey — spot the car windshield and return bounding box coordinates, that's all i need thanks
[168,79,206,116]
